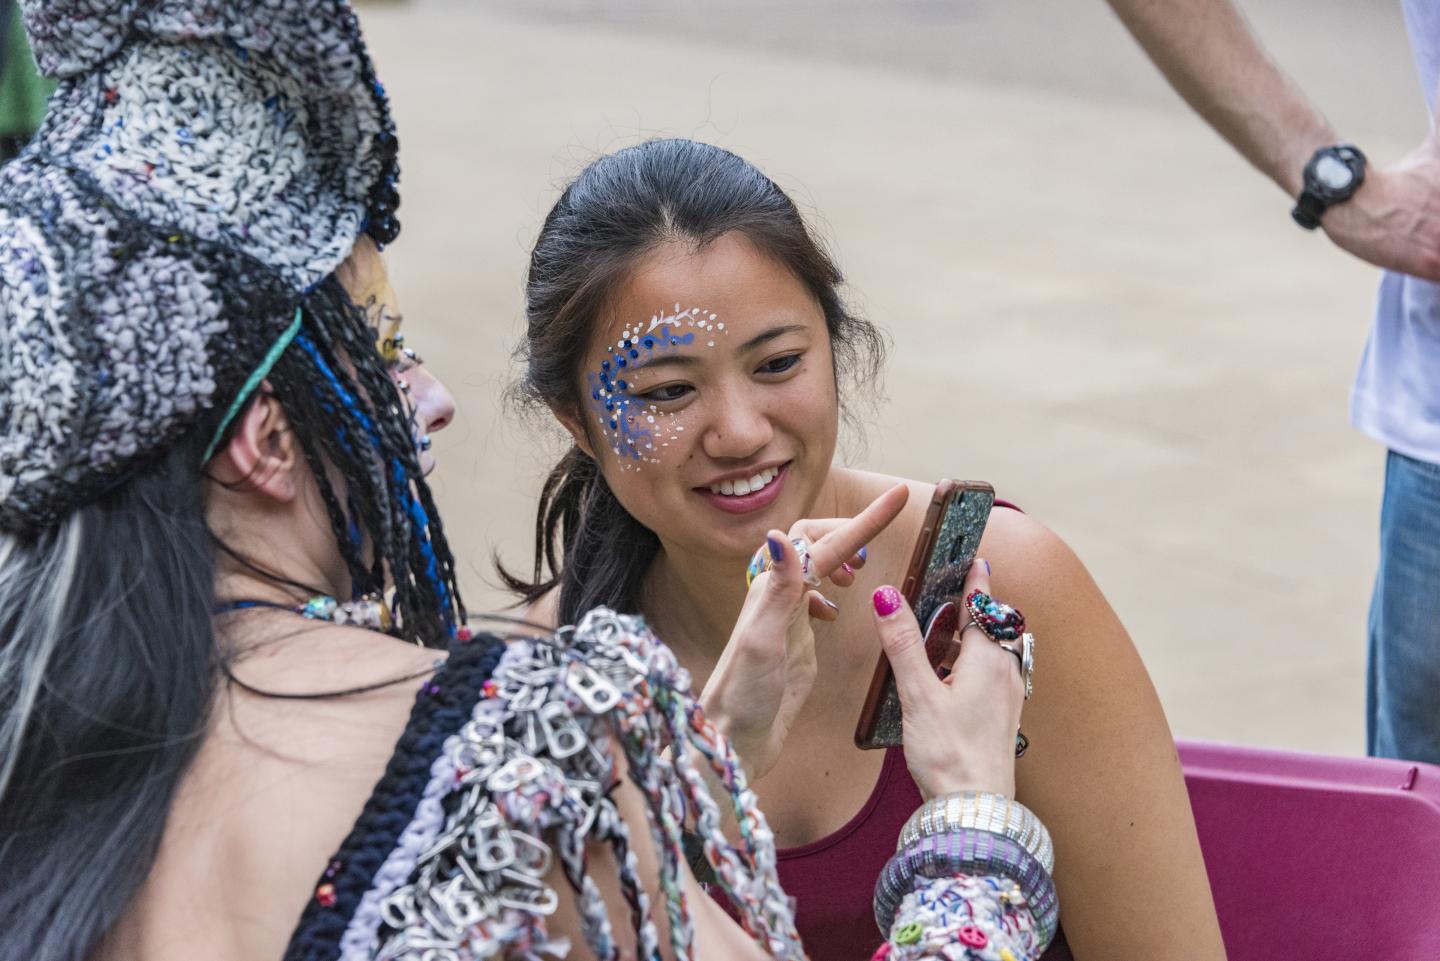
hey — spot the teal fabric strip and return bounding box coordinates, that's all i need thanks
[202,307,304,462]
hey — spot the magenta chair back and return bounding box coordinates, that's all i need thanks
[1179,740,1440,960]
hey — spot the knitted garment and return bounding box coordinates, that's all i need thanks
[0,0,397,533]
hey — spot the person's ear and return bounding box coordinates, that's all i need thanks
[207,387,302,501]
[553,406,598,460]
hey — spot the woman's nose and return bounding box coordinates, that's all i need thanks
[701,394,773,461]
[407,365,456,434]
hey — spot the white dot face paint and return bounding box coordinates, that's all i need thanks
[584,304,727,471]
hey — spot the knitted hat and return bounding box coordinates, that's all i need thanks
[0,0,402,534]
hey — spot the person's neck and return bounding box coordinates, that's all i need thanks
[210,531,348,610]
[639,469,848,682]
[641,544,752,682]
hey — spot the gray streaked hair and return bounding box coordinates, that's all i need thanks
[0,514,82,800]
[0,439,219,961]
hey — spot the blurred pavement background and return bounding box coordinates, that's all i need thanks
[359,0,1426,754]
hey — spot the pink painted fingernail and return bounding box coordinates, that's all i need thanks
[873,586,903,617]
[842,562,855,576]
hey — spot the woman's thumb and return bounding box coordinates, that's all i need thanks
[742,531,803,618]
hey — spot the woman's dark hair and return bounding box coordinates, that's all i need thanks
[0,276,464,960]
[503,138,884,625]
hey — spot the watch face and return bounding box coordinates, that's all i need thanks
[1314,154,1355,190]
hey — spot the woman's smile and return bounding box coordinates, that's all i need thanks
[695,460,791,514]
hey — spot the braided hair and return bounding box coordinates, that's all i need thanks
[233,275,465,644]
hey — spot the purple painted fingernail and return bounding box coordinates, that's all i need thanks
[768,536,785,563]
[982,558,991,575]
[858,546,868,562]
[873,586,903,617]
[820,596,840,612]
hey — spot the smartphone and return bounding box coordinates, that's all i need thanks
[853,479,995,750]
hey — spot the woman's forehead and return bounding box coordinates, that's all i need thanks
[596,234,820,348]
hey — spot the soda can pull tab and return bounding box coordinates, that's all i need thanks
[565,663,621,713]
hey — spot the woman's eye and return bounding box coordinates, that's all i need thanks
[390,346,421,374]
[758,353,801,375]
[638,383,692,403]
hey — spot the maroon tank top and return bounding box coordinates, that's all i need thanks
[708,498,1072,959]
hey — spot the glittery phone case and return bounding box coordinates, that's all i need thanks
[853,479,995,749]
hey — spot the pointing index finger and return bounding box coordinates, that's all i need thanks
[807,483,909,579]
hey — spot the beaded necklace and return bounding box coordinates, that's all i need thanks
[213,592,393,631]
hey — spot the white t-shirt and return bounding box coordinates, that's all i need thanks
[1351,0,1440,465]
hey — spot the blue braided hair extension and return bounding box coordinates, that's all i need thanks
[293,329,454,634]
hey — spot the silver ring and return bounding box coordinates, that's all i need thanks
[957,619,986,638]
[995,632,1035,700]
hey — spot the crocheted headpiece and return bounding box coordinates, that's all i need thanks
[0,0,402,534]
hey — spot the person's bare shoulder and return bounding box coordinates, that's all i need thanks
[129,623,453,961]
[978,506,1100,615]
[521,586,561,630]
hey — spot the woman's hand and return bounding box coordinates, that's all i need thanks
[700,483,909,781]
[872,558,1024,800]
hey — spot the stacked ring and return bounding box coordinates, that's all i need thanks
[996,632,1035,700]
[744,535,823,588]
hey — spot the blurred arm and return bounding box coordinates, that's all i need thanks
[1105,0,1332,193]
[1107,0,1440,280]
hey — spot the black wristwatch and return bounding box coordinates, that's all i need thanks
[1291,145,1367,230]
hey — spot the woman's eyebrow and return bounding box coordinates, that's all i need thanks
[736,323,807,352]
[629,323,809,373]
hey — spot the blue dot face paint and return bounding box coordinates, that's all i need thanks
[585,304,726,469]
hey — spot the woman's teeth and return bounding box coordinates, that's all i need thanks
[709,466,780,496]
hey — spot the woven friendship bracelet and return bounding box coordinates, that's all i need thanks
[880,872,1046,961]
[897,792,1054,874]
[874,829,1059,947]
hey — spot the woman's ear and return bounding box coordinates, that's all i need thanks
[206,387,302,502]
[553,406,598,460]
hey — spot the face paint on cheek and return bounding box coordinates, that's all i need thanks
[585,304,726,470]
[374,307,404,365]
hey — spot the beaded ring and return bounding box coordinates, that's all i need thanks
[965,589,1026,641]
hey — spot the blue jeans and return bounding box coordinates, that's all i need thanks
[1367,450,1440,763]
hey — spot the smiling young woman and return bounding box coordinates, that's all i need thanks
[504,138,1227,961]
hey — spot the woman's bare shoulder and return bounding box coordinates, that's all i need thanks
[978,506,1097,600]
[833,467,934,507]
[520,586,561,629]
[125,624,453,961]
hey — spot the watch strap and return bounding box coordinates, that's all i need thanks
[1291,191,1326,230]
